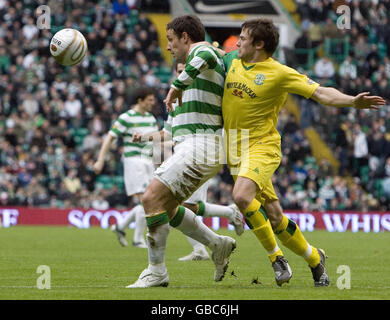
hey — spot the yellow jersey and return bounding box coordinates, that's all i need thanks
[222,50,319,162]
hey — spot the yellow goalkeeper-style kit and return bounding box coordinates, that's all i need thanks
[222,50,320,203]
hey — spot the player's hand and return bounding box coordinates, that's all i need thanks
[353,92,386,110]
[132,132,143,142]
[93,160,104,175]
[164,87,182,112]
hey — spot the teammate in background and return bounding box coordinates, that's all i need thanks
[132,62,244,262]
[93,87,158,249]
[127,15,236,288]
[222,19,386,286]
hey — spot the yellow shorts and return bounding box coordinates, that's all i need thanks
[229,141,281,205]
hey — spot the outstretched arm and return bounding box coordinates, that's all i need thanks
[93,133,114,174]
[311,86,386,110]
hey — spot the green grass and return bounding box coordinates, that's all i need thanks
[0,226,389,300]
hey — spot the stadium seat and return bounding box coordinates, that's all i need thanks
[154,66,173,84]
[95,175,115,190]
[70,128,89,147]
[360,166,370,185]
[378,43,387,59]
[112,176,125,191]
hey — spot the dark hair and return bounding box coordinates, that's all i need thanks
[134,87,156,102]
[166,15,205,43]
[241,19,279,56]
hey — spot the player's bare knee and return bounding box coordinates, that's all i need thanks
[233,192,252,212]
[141,188,154,208]
[142,188,164,213]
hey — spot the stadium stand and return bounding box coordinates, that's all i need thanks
[0,0,390,212]
[281,0,390,211]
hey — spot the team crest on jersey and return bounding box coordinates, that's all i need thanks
[254,74,265,85]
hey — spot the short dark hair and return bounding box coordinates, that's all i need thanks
[134,87,155,102]
[241,19,279,56]
[166,15,205,43]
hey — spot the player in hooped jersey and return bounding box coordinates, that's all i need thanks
[132,62,244,262]
[94,87,158,249]
[127,15,237,288]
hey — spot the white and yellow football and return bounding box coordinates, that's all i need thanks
[50,28,87,66]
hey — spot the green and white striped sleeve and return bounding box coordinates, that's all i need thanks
[171,46,219,91]
[109,114,128,138]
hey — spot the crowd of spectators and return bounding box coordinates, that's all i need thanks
[276,0,390,211]
[0,0,170,209]
[1,0,390,212]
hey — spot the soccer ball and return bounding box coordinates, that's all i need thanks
[50,28,87,66]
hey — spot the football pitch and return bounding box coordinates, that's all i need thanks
[0,226,389,300]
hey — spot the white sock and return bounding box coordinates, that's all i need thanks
[204,203,234,220]
[174,207,220,248]
[117,205,140,230]
[147,223,170,273]
[148,262,167,274]
[133,205,146,244]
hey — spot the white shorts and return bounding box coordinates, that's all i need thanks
[124,156,155,196]
[154,135,223,203]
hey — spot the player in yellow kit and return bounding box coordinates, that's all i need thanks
[222,19,386,286]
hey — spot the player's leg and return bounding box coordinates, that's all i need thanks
[193,181,244,235]
[131,195,147,248]
[233,176,292,286]
[169,204,236,282]
[126,178,176,288]
[263,199,330,286]
[111,157,148,248]
[128,178,234,287]
[231,140,294,286]
[128,138,235,287]
[166,135,236,280]
[233,177,283,262]
[199,202,244,235]
[131,158,158,248]
[180,202,210,261]
[178,178,243,261]
[189,180,244,235]
[111,194,142,247]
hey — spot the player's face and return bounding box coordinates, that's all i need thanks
[176,63,185,77]
[140,94,156,112]
[237,28,256,62]
[166,29,188,63]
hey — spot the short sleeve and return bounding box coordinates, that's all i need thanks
[109,114,129,137]
[172,46,218,90]
[280,65,320,99]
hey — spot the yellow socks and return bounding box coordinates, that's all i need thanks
[243,199,283,263]
[274,214,320,268]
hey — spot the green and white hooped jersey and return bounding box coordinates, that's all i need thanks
[109,109,158,158]
[167,44,225,142]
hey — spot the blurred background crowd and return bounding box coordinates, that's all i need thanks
[0,0,390,212]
